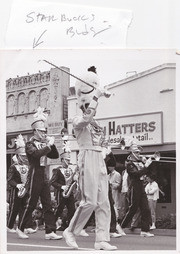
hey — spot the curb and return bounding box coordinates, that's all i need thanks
[86,226,176,237]
[124,228,176,237]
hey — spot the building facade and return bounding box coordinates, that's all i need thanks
[6,67,70,176]
[67,63,176,217]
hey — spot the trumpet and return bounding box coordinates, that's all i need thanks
[142,151,161,161]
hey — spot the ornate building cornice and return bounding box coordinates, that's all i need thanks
[6,71,50,92]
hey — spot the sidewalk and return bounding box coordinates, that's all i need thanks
[86,226,176,237]
[124,227,176,237]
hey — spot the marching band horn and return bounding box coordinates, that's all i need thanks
[142,151,161,161]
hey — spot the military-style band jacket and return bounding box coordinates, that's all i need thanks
[50,167,65,191]
[25,138,59,184]
[7,163,22,188]
[126,156,149,181]
[49,167,66,200]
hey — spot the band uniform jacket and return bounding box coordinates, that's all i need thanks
[50,167,66,201]
[8,163,23,189]
[126,157,150,181]
[25,139,59,187]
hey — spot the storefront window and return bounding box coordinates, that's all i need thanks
[156,164,171,203]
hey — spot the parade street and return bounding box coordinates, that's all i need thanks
[7,229,176,251]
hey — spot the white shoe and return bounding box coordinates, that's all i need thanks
[110,232,122,238]
[63,228,78,249]
[150,225,156,230]
[7,227,16,233]
[116,224,126,235]
[16,228,29,239]
[45,232,63,240]
[56,218,62,229]
[24,228,37,234]
[79,229,89,237]
[94,241,117,250]
[140,231,154,237]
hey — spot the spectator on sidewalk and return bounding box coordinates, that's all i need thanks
[105,151,126,237]
[145,175,159,230]
[118,166,130,223]
[108,162,121,220]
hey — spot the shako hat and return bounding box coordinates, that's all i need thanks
[15,134,26,155]
[31,107,48,131]
[60,152,71,161]
[128,140,143,153]
[75,67,100,109]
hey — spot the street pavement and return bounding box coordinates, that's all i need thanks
[7,228,176,252]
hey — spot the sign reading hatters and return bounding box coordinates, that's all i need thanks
[97,112,163,146]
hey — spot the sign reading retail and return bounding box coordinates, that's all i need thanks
[97,112,163,146]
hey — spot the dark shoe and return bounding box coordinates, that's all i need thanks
[57,226,66,231]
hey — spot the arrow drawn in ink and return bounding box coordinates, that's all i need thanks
[33,30,47,49]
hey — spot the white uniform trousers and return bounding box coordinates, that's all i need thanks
[68,150,111,242]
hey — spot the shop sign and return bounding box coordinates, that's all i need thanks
[97,112,163,146]
[47,120,68,165]
[7,133,33,150]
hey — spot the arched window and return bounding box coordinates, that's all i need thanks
[29,90,37,112]
[7,95,15,115]
[17,93,26,114]
[40,88,48,109]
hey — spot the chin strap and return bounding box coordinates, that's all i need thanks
[35,129,47,143]
[81,87,95,94]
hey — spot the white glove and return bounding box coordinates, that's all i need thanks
[103,89,111,98]
[141,156,147,164]
[73,173,79,182]
[16,184,24,190]
[94,87,104,98]
[94,87,111,99]
[61,185,67,191]
[145,158,152,168]
[48,136,55,146]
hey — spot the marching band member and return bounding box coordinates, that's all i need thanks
[121,141,154,237]
[63,67,117,250]
[7,135,36,236]
[17,107,62,240]
[50,152,76,231]
[50,152,89,237]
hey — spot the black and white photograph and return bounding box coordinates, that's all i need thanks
[0,0,179,254]
[0,48,177,252]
